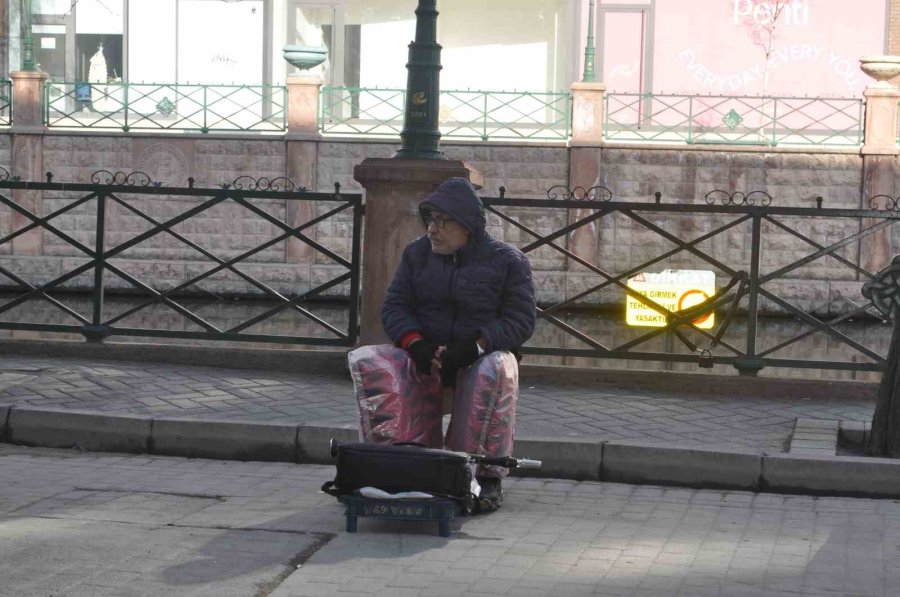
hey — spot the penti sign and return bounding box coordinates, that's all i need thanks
[626,270,716,329]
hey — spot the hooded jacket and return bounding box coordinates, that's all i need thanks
[381,178,536,352]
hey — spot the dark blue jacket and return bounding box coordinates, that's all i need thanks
[382,178,536,352]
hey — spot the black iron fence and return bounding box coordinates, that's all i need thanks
[484,187,900,375]
[0,169,897,376]
[0,169,362,346]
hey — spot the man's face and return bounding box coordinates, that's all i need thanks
[424,210,469,255]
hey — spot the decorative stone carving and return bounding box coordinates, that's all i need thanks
[137,143,189,187]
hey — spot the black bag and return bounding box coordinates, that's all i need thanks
[321,442,472,503]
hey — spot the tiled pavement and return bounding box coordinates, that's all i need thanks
[2,444,898,596]
[0,354,876,452]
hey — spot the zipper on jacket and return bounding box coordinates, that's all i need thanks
[448,252,459,341]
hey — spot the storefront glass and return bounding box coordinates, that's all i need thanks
[178,0,264,84]
[75,0,124,83]
[438,0,572,92]
[128,0,176,83]
[344,0,416,88]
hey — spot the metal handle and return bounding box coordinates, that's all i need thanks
[515,458,542,470]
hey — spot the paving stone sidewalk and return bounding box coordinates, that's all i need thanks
[2,444,898,597]
[0,355,876,452]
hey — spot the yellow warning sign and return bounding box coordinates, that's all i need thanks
[626,270,716,329]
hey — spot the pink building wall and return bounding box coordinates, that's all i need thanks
[601,0,887,96]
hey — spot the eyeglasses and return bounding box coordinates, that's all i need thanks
[424,214,454,229]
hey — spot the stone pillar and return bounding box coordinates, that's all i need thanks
[286,75,322,138]
[570,81,606,146]
[860,80,900,274]
[10,71,47,133]
[284,75,322,264]
[567,82,607,270]
[861,155,898,274]
[861,85,900,155]
[9,70,48,255]
[567,148,602,270]
[568,81,608,367]
[353,158,483,345]
[285,141,318,263]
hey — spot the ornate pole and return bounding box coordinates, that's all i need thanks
[394,0,445,160]
[582,0,596,82]
[863,256,900,456]
[22,0,36,71]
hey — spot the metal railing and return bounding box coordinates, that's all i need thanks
[0,166,895,374]
[0,80,11,126]
[44,82,287,133]
[0,168,361,345]
[484,187,897,374]
[605,93,864,147]
[320,86,570,141]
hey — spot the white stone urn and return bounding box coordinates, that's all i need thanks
[859,55,900,87]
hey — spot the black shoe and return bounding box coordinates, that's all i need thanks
[474,477,503,513]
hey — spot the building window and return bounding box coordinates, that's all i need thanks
[438,0,573,92]
[76,0,124,82]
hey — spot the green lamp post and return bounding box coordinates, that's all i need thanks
[22,0,36,71]
[582,0,596,82]
[394,0,444,160]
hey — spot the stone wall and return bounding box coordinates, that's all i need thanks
[315,139,569,197]
[0,134,9,171]
[551,147,876,317]
[0,131,894,319]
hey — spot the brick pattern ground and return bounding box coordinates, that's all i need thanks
[1,445,898,596]
[0,355,875,451]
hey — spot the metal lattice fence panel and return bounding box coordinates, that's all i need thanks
[0,80,11,127]
[605,92,863,147]
[0,170,361,346]
[483,188,900,377]
[45,82,286,133]
[319,86,570,141]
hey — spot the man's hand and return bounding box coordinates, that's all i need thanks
[442,338,481,371]
[407,340,440,375]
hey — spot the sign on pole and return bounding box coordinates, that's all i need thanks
[626,269,716,329]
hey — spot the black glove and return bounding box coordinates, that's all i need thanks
[407,340,439,375]
[442,338,481,371]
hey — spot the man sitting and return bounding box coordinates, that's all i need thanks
[350,177,536,511]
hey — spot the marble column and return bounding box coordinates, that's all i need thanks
[9,70,48,255]
[353,158,483,345]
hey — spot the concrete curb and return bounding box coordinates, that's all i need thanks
[8,407,151,454]
[0,406,9,443]
[762,452,900,497]
[4,408,900,499]
[0,340,352,377]
[510,437,603,481]
[602,442,762,490]
[150,418,298,462]
[297,423,358,464]
[521,365,879,400]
